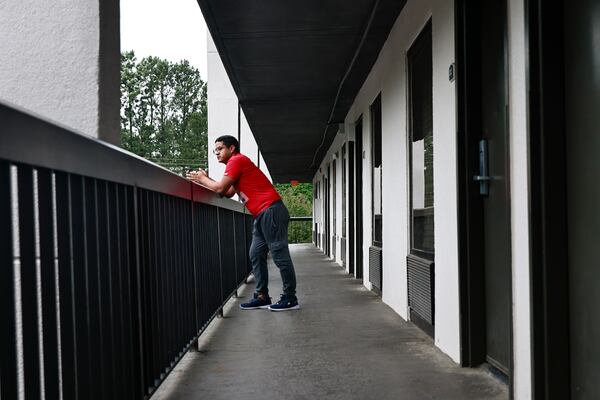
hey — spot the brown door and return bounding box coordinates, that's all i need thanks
[324,174,329,256]
[354,118,364,280]
[479,0,511,374]
[565,1,600,397]
[348,142,355,275]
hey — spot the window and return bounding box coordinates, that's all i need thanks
[371,94,383,247]
[408,21,434,259]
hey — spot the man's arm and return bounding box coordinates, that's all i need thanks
[186,169,236,197]
[224,185,236,198]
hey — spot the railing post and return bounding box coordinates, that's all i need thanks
[232,212,238,297]
[189,338,200,352]
[245,212,252,284]
[0,161,18,400]
[1,104,257,400]
[190,184,199,333]
[216,208,225,318]
[132,186,146,398]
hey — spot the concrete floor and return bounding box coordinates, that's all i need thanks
[153,244,508,400]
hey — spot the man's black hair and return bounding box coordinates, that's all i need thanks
[215,135,240,153]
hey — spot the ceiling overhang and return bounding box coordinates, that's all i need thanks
[198,0,406,182]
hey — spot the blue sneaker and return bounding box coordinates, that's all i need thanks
[268,294,300,311]
[240,292,271,310]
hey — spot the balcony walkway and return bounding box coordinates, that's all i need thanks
[153,244,507,400]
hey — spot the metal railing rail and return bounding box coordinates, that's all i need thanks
[0,102,252,399]
[288,216,313,244]
[289,216,312,222]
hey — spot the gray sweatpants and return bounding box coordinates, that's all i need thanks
[249,200,297,297]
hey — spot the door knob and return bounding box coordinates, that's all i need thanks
[473,139,490,196]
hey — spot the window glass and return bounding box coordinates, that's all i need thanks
[408,21,434,258]
[371,94,383,246]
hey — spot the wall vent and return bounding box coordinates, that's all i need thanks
[407,254,434,336]
[369,246,383,293]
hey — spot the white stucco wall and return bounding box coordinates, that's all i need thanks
[313,173,322,225]
[207,31,271,181]
[207,32,238,178]
[508,0,532,398]
[314,132,345,263]
[430,0,460,362]
[312,0,536,391]
[0,0,109,140]
[344,95,374,291]
[240,109,258,167]
[317,0,460,361]
[333,136,346,266]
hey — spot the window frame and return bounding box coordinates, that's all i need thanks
[370,93,383,248]
[407,20,434,260]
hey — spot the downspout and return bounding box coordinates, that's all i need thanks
[310,0,380,169]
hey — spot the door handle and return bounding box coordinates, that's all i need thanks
[473,139,489,195]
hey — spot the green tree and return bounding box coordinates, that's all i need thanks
[120,51,208,174]
[275,183,313,243]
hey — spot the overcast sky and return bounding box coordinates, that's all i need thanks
[120,0,208,80]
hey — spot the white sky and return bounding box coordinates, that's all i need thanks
[120,0,208,80]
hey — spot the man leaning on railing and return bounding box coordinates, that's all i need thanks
[186,135,300,311]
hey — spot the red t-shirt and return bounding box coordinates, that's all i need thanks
[224,153,281,216]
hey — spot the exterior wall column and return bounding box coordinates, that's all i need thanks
[207,31,272,181]
[0,0,121,144]
[507,0,532,397]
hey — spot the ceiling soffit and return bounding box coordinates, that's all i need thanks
[198,0,406,182]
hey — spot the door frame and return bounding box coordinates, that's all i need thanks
[455,0,514,383]
[348,142,355,275]
[324,170,330,257]
[332,158,337,246]
[354,117,364,280]
[526,0,571,398]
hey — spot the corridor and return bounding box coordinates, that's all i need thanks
[153,244,507,400]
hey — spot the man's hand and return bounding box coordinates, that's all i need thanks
[186,168,235,197]
[186,168,208,183]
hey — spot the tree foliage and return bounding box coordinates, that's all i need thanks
[120,52,314,242]
[120,51,208,175]
[275,183,313,243]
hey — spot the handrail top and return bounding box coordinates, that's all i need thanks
[289,216,312,221]
[0,101,249,214]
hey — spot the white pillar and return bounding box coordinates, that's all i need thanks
[207,30,272,181]
[0,0,120,144]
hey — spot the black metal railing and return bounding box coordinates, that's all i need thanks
[0,102,252,399]
[288,216,312,244]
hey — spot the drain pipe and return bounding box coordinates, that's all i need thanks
[310,0,380,169]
